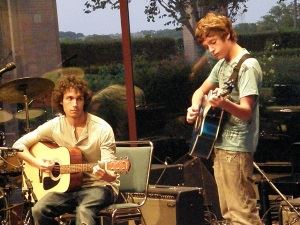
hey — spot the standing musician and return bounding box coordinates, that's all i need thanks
[186,12,263,225]
[13,75,118,225]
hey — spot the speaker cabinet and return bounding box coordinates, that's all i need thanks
[149,154,221,219]
[129,185,204,225]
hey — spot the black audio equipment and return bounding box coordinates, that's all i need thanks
[129,185,204,225]
[149,154,221,219]
[146,136,188,164]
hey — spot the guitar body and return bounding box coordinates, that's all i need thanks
[188,81,235,159]
[24,142,82,201]
[24,142,130,201]
[189,106,224,159]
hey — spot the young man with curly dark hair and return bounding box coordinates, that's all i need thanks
[13,75,118,225]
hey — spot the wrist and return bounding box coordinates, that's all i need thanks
[220,98,230,109]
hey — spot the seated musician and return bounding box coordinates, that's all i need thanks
[13,75,119,225]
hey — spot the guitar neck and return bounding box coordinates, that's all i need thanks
[59,163,96,174]
[58,161,114,174]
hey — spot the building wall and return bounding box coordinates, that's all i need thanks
[0,0,61,83]
[0,0,61,144]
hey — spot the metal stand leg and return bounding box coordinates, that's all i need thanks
[254,162,300,225]
[22,171,38,225]
[258,180,272,225]
[22,197,34,225]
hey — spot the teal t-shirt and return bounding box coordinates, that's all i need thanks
[207,49,262,153]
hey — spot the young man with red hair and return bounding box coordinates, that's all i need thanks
[186,12,262,225]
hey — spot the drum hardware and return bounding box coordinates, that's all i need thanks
[0,169,35,225]
[0,110,12,124]
[0,132,5,148]
[0,77,54,133]
[0,77,53,224]
[0,183,24,225]
[14,108,45,121]
[0,192,9,225]
[0,202,24,225]
[21,171,37,225]
[0,186,32,225]
[0,148,23,178]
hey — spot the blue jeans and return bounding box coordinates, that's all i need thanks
[32,186,115,225]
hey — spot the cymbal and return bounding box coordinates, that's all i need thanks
[0,109,13,123]
[15,108,45,120]
[0,77,54,103]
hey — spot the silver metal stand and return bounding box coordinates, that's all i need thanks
[253,162,300,224]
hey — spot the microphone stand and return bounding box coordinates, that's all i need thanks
[253,162,300,224]
[22,170,37,225]
[153,156,171,186]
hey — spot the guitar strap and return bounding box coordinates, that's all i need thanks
[221,53,252,125]
[228,53,252,88]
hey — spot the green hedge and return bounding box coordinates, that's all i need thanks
[61,37,178,67]
[61,31,300,68]
[84,56,193,114]
[238,31,300,52]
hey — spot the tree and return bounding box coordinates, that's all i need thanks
[59,31,85,40]
[256,1,300,32]
[84,0,248,39]
[234,23,258,34]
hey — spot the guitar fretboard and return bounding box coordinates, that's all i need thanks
[54,163,96,174]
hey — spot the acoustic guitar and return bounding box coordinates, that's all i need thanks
[24,142,130,200]
[189,81,234,159]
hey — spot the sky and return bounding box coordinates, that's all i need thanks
[56,0,294,35]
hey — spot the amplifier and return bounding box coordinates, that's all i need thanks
[149,154,221,219]
[129,185,204,225]
[280,198,300,225]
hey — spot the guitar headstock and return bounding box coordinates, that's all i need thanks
[105,158,131,174]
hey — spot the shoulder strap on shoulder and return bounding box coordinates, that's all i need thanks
[228,53,252,85]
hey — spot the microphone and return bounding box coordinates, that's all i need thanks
[0,147,23,152]
[0,62,16,75]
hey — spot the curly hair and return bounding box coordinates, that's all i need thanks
[52,75,92,115]
[195,12,237,44]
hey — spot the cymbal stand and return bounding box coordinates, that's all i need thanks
[18,83,31,133]
[22,171,37,225]
[253,162,300,224]
[23,94,30,134]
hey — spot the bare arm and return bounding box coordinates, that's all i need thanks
[93,126,118,182]
[209,94,257,121]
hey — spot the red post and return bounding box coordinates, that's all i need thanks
[119,0,137,141]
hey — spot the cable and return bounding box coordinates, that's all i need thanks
[261,205,280,221]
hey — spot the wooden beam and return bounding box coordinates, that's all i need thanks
[119,0,137,141]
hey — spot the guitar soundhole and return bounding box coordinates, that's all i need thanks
[52,162,60,178]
